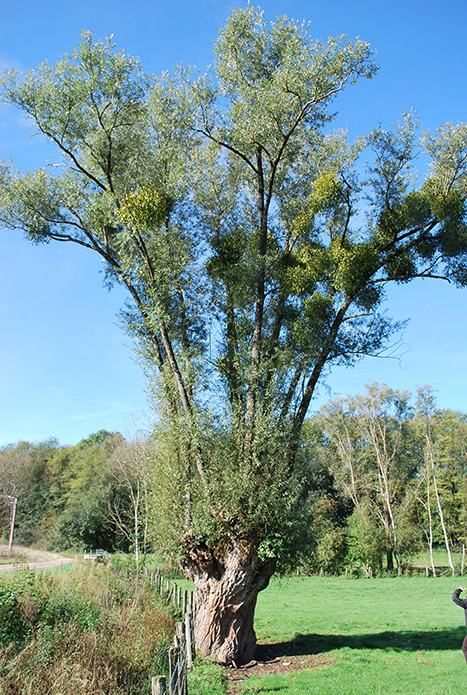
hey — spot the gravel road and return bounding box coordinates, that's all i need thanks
[0,544,74,572]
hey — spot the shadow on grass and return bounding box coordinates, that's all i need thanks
[255,628,466,662]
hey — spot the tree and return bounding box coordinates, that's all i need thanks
[46,430,125,551]
[435,409,467,554]
[316,383,422,575]
[0,439,59,546]
[1,7,467,664]
[107,435,152,567]
[414,389,467,575]
[297,418,351,575]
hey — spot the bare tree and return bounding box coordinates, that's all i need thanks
[107,437,151,568]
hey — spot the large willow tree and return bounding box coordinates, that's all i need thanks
[2,6,467,665]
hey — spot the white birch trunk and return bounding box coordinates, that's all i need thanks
[427,438,455,576]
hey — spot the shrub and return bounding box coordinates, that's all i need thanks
[0,563,174,694]
[0,576,31,647]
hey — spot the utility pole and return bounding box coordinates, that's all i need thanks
[7,495,18,552]
[1,494,18,553]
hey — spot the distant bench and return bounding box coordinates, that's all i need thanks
[83,549,106,561]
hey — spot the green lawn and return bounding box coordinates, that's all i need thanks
[236,575,467,694]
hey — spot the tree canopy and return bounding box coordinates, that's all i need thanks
[1,5,467,664]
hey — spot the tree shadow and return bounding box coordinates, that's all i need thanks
[255,628,466,662]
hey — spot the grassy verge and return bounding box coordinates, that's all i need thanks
[236,575,467,694]
[188,658,226,695]
[0,553,27,565]
[0,562,175,694]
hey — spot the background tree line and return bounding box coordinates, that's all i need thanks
[304,382,467,577]
[0,429,151,559]
[1,381,466,578]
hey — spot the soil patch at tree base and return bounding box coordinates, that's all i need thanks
[224,642,332,694]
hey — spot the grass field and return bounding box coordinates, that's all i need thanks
[231,575,467,694]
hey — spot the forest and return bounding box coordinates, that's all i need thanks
[1,382,465,579]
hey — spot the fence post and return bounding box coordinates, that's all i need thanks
[169,643,179,695]
[190,589,196,618]
[185,604,194,670]
[176,623,183,695]
[145,569,195,694]
[188,590,196,624]
[152,676,167,695]
[176,621,184,642]
[181,625,189,695]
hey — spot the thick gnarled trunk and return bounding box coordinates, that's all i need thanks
[183,538,273,666]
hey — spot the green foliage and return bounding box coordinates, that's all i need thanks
[330,240,380,295]
[346,502,386,574]
[47,432,129,551]
[148,411,314,574]
[0,431,139,552]
[0,563,174,695]
[306,493,349,575]
[0,438,59,546]
[292,173,343,237]
[0,576,31,646]
[0,569,102,650]
[414,396,467,551]
[117,186,172,230]
[310,173,343,213]
[212,6,376,156]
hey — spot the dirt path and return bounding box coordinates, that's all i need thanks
[0,544,74,572]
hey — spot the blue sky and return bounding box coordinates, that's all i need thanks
[1,0,466,446]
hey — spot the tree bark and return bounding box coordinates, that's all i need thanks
[183,538,273,666]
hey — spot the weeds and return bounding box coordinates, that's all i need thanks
[0,562,174,694]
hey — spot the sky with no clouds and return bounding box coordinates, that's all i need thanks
[1,0,466,446]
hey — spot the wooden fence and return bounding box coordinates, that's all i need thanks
[142,568,196,695]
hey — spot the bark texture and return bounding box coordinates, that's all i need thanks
[184,538,272,666]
